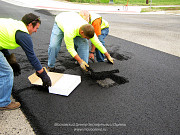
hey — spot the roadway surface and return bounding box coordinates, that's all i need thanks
[0,0,180,135]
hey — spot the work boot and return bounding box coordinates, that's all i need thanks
[0,102,21,110]
[47,67,55,72]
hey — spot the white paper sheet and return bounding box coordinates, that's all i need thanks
[48,74,81,96]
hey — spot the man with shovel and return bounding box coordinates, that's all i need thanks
[0,13,51,110]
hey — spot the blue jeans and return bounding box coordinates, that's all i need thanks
[0,51,14,107]
[95,28,109,62]
[48,23,89,68]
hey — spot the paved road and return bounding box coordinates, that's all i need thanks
[0,0,180,135]
[106,13,180,57]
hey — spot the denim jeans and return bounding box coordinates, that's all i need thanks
[95,27,109,62]
[48,23,89,68]
[0,51,13,107]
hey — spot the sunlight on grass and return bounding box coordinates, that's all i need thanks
[141,7,180,12]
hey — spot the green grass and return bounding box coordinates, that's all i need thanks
[141,6,180,12]
[63,0,180,6]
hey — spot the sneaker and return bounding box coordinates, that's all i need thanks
[47,67,55,72]
[0,102,21,110]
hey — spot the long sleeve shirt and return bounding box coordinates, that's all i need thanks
[15,30,42,71]
[55,12,107,57]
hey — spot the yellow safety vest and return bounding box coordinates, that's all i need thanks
[0,18,29,50]
[55,12,107,56]
[89,12,109,30]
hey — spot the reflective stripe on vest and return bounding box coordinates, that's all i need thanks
[0,18,29,50]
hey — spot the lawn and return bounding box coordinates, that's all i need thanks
[141,6,180,12]
[63,0,180,5]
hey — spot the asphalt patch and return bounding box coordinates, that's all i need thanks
[89,61,118,73]
[88,69,129,87]
[109,52,131,61]
[88,62,129,87]
[96,78,116,88]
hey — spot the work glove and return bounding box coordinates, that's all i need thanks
[106,55,114,64]
[36,68,52,87]
[6,53,21,76]
[79,60,89,72]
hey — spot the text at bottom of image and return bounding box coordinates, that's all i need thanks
[54,123,126,132]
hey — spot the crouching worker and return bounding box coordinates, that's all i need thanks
[0,13,52,110]
[48,11,113,72]
[79,10,109,62]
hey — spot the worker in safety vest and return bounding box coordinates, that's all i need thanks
[0,13,51,110]
[79,10,110,62]
[48,12,113,72]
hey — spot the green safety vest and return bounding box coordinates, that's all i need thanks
[0,18,29,50]
[89,12,109,30]
[55,12,107,57]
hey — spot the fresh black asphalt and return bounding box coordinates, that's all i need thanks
[1,1,180,135]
